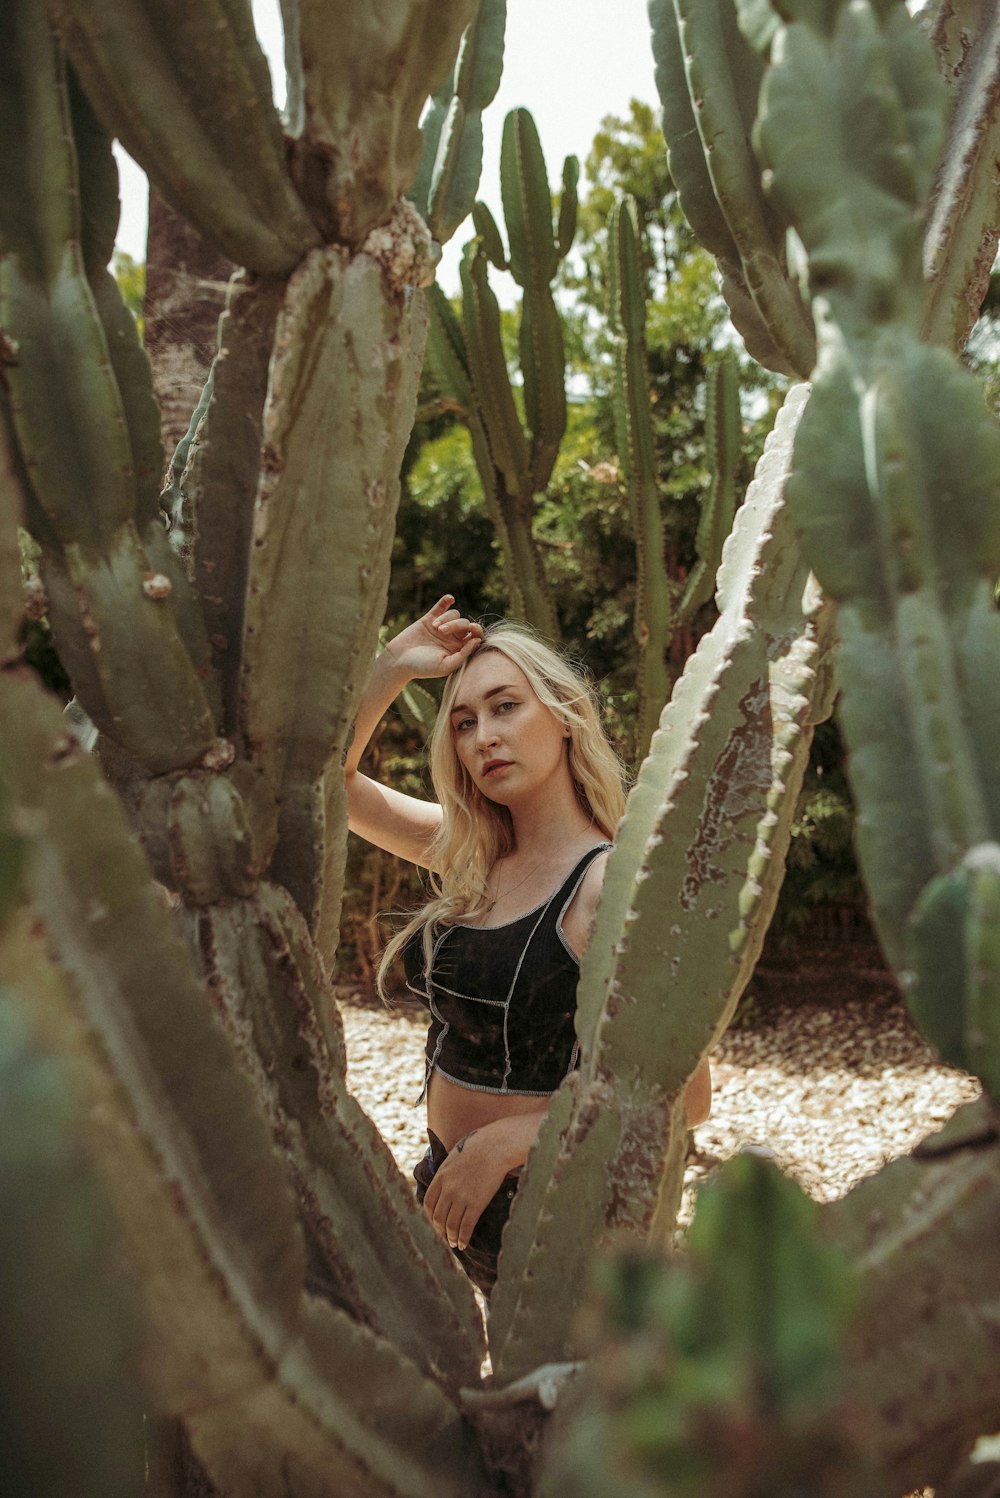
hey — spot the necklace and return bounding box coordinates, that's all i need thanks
[484,858,543,915]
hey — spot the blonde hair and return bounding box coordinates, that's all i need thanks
[377,621,628,1000]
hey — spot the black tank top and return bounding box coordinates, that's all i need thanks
[402,845,610,1098]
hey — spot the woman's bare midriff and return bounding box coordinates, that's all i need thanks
[427,1070,549,1151]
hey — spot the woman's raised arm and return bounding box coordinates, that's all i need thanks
[344,596,482,867]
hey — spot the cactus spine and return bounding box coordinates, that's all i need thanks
[426,107,576,639]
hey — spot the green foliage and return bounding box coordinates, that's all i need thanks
[112,249,144,330]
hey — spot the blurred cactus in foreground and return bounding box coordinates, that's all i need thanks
[1,0,999,1494]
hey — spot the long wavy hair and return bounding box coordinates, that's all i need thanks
[376,622,629,1000]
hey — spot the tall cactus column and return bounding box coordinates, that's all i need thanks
[425,107,578,639]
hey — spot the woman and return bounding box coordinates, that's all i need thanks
[345,596,711,1295]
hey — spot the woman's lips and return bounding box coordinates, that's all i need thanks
[483,760,512,778]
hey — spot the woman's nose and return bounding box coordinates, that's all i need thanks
[475,719,498,750]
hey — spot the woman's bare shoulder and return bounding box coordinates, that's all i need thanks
[561,846,612,957]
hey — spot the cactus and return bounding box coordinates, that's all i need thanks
[648,0,815,376]
[3,0,1000,1492]
[754,0,1000,1097]
[608,195,742,752]
[537,1153,873,1498]
[425,107,576,638]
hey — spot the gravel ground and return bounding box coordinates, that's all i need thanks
[339,991,980,1209]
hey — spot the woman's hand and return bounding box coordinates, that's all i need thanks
[422,1111,543,1251]
[383,596,482,681]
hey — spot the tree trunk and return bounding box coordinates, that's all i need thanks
[143,188,232,473]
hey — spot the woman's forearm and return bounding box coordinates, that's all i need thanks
[344,648,412,776]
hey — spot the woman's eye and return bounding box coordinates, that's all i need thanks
[456,718,474,732]
[496,700,516,713]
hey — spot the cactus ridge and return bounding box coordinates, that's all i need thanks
[499,109,572,490]
[177,273,286,738]
[675,0,816,376]
[422,0,508,244]
[459,242,532,497]
[189,886,487,1388]
[649,0,815,375]
[241,244,427,946]
[922,1,1000,349]
[51,0,318,276]
[1,5,218,770]
[490,385,838,1383]
[678,349,741,622]
[607,196,672,753]
[425,280,528,616]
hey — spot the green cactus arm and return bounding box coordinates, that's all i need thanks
[67,63,221,719]
[409,75,453,227]
[501,108,560,289]
[0,995,146,1498]
[423,282,537,628]
[490,385,839,1383]
[51,0,317,276]
[677,349,741,623]
[755,2,947,337]
[649,0,814,376]
[175,273,286,739]
[459,242,533,497]
[607,197,672,754]
[185,885,488,1388]
[282,0,477,245]
[499,109,568,492]
[0,9,136,550]
[673,0,816,377]
[908,846,1000,1100]
[649,0,741,262]
[922,2,1000,350]
[0,5,217,770]
[472,200,509,268]
[758,2,1000,1092]
[425,0,508,244]
[0,675,486,1498]
[822,1102,1000,1493]
[0,672,306,1416]
[241,234,429,950]
[557,155,580,262]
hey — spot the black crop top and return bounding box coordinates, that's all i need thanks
[402,844,611,1098]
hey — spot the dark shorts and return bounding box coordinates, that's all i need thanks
[413,1129,519,1298]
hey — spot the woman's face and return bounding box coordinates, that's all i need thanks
[448,650,569,806]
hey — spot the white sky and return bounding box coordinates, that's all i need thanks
[113,0,657,295]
